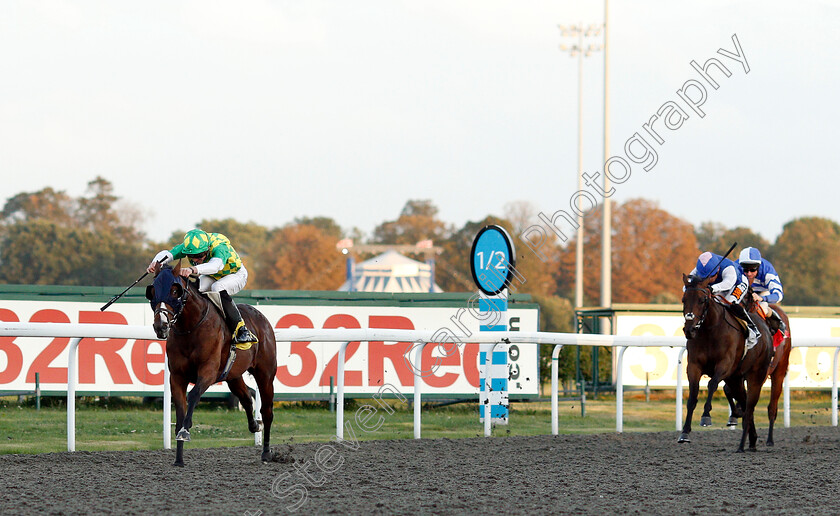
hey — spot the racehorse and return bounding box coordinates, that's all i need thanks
[724,298,792,446]
[679,274,772,452]
[146,262,277,466]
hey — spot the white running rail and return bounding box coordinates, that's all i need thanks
[2,323,840,450]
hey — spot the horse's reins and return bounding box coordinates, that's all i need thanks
[154,276,210,336]
[684,285,742,334]
[171,277,212,335]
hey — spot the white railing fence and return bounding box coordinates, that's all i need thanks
[2,322,840,451]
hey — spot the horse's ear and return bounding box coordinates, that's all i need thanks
[153,261,162,276]
[173,259,182,276]
[682,273,689,286]
[145,285,155,301]
[700,276,713,287]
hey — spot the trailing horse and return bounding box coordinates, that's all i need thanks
[146,262,277,466]
[724,298,792,446]
[679,274,772,452]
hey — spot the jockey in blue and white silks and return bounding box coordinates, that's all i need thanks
[739,247,787,345]
[689,251,760,346]
[738,247,784,304]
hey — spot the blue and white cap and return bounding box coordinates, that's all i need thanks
[695,251,719,279]
[738,247,762,265]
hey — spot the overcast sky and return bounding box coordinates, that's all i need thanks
[1,1,836,245]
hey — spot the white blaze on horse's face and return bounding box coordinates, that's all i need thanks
[153,302,176,340]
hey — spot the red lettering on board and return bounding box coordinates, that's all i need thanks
[0,309,23,384]
[462,343,480,387]
[78,311,132,384]
[319,314,363,386]
[368,315,415,388]
[27,309,70,383]
[276,314,317,388]
[420,342,460,388]
[131,340,166,385]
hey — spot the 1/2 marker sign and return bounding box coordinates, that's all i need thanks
[470,225,515,296]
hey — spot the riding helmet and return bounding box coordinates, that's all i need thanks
[182,229,210,255]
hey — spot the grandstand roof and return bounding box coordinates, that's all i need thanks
[338,250,443,293]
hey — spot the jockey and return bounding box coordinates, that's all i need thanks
[738,247,788,346]
[148,229,258,349]
[689,251,761,347]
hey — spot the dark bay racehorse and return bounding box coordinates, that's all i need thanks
[724,298,792,446]
[146,262,277,466]
[679,274,772,452]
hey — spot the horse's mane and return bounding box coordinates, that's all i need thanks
[156,263,201,294]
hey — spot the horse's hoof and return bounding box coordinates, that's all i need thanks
[700,416,712,427]
[261,451,272,463]
[735,448,745,453]
[677,434,691,443]
[727,417,739,427]
[176,428,191,442]
[767,441,775,447]
[173,461,184,467]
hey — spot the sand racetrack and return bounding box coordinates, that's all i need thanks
[1,425,838,515]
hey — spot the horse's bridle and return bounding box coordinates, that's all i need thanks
[154,276,190,336]
[684,285,712,332]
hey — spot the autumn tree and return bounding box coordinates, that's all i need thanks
[556,198,700,304]
[0,178,148,286]
[372,200,450,245]
[254,222,345,290]
[697,224,770,257]
[294,216,343,240]
[770,217,840,306]
[695,221,727,251]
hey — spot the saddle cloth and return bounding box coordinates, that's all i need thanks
[202,291,224,314]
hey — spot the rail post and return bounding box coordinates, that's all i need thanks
[551,344,563,435]
[336,342,350,440]
[66,337,83,452]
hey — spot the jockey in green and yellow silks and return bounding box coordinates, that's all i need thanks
[148,229,257,349]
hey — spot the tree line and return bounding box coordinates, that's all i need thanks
[2,178,838,309]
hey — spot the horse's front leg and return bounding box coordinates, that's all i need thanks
[179,365,218,442]
[700,373,723,427]
[170,374,188,467]
[679,363,702,443]
[740,374,764,453]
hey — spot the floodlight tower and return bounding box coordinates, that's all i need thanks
[558,23,602,309]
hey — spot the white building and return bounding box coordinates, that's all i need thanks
[338,250,443,293]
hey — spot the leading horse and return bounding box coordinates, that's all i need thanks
[679,274,772,452]
[146,262,277,466]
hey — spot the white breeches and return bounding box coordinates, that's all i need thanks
[198,266,248,295]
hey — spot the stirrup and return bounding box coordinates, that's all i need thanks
[233,321,257,350]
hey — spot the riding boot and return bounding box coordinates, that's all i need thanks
[220,290,258,350]
[729,303,761,348]
[770,309,787,335]
[770,309,787,350]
